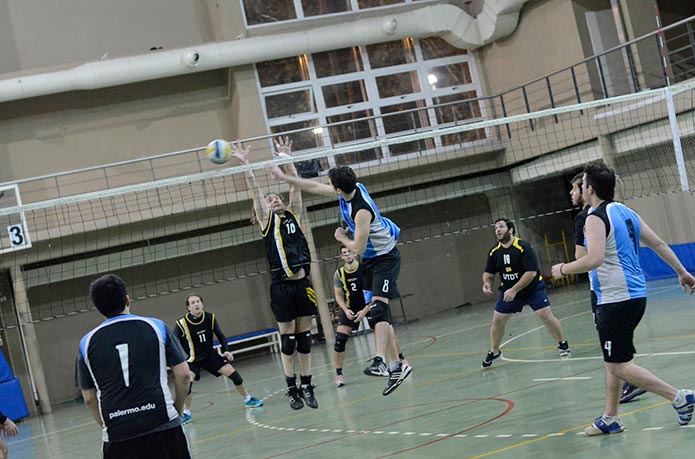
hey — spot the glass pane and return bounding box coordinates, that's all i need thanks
[322,80,368,108]
[420,37,467,60]
[428,62,472,88]
[313,47,363,78]
[433,91,482,124]
[302,0,351,16]
[367,39,415,69]
[257,56,309,87]
[266,89,315,119]
[439,128,486,147]
[271,120,325,152]
[327,110,377,143]
[243,0,296,25]
[376,71,421,98]
[381,101,432,156]
[358,0,404,8]
[336,148,382,166]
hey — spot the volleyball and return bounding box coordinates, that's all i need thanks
[206,139,232,164]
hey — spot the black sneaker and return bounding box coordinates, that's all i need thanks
[382,361,413,396]
[620,382,647,403]
[558,341,571,358]
[481,351,502,369]
[301,384,319,409]
[364,357,388,377]
[287,387,304,410]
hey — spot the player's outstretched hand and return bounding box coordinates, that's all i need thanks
[231,140,251,165]
[679,271,695,295]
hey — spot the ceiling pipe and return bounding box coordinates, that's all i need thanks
[0,1,528,104]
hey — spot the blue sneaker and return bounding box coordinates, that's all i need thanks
[673,390,695,425]
[584,416,624,436]
[181,412,192,425]
[620,382,647,403]
[244,396,263,408]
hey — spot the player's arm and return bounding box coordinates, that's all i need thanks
[639,217,695,294]
[231,140,270,229]
[333,286,349,313]
[553,214,606,277]
[482,272,495,295]
[212,318,232,359]
[272,137,304,218]
[335,209,370,255]
[0,412,18,437]
[266,160,335,197]
[81,389,103,426]
[575,245,587,259]
[508,271,536,293]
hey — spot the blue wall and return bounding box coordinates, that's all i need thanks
[640,242,695,280]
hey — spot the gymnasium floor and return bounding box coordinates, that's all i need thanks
[7,278,695,458]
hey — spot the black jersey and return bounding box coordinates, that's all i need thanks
[175,311,228,362]
[334,262,368,310]
[262,209,311,282]
[485,237,544,296]
[75,314,187,443]
[574,206,589,247]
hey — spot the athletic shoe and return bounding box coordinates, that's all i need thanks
[619,382,647,403]
[301,385,319,409]
[287,387,304,410]
[335,375,345,387]
[244,396,263,408]
[481,351,502,369]
[558,341,571,358]
[383,361,413,396]
[364,357,388,377]
[673,389,695,425]
[181,412,192,425]
[584,416,625,435]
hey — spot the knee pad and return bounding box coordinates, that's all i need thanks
[367,300,391,326]
[296,331,312,354]
[229,370,243,386]
[281,333,296,356]
[334,332,349,353]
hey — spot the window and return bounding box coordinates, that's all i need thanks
[381,101,432,156]
[271,121,325,151]
[420,37,468,60]
[243,0,296,25]
[428,62,472,88]
[257,56,309,87]
[376,71,421,98]
[322,80,368,108]
[302,0,352,17]
[265,89,316,119]
[433,92,486,146]
[327,110,382,164]
[366,39,415,69]
[358,0,405,8]
[313,47,363,78]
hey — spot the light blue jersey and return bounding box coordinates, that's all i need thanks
[339,183,399,259]
[588,201,647,305]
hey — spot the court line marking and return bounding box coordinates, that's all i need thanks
[532,377,592,381]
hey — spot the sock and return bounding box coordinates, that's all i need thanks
[183,409,191,416]
[244,394,251,402]
[673,389,686,405]
[389,361,400,372]
[375,355,385,363]
[601,414,619,423]
[336,368,343,376]
[285,374,297,389]
[300,374,312,388]
[399,353,405,361]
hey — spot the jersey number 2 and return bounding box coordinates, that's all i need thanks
[115,343,130,387]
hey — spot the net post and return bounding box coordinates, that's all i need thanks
[663,86,690,191]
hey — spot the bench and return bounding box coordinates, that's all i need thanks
[213,328,280,357]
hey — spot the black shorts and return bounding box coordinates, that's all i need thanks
[337,307,365,330]
[188,353,227,381]
[103,425,191,459]
[595,297,647,363]
[270,277,318,323]
[362,247,400,299]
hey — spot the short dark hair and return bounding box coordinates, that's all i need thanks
[583,160,615,201]
[185,294,203,307]
[494,218,515,235]
[571,172,583,185]
[90,274,128,318]
[328,166,357,193]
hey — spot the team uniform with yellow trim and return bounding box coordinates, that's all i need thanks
[262,210,317,322]
[333,262,371,329]
[484,237,550,314]
[174,311,229,380]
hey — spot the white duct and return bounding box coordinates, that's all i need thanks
[0,1,527,103]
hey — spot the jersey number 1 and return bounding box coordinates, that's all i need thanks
[115,343,130,387]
